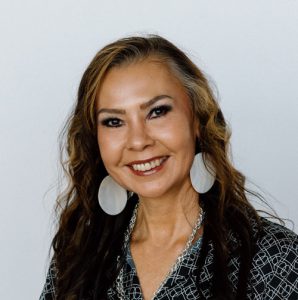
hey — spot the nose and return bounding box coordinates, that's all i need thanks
[126,122,154,151]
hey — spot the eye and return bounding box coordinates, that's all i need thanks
[101,118,123,128]
[148,105,172,119]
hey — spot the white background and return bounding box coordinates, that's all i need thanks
[1,1,297,299]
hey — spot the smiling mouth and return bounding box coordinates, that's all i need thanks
[128,156,168,175]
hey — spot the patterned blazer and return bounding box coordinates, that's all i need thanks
[40,218,298,299]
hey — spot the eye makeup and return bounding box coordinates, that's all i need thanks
[148,104,172,119]
[100,117,123,128]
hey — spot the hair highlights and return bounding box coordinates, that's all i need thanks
[52,35,261,299]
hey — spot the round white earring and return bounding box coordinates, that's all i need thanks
[190,153,216,193]
[98,176,128,215]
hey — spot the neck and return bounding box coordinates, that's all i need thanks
[132,183,201,246]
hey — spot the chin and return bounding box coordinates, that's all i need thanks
[133,187,170,200]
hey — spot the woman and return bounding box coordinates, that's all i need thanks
[40,35,298,299]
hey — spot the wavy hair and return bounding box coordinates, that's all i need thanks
[52,35,261,299]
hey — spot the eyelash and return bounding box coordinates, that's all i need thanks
[148,104,172,119]
[100,117,124,128]
[101,105,172,128]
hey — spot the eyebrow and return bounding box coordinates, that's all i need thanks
[97,94,173,116]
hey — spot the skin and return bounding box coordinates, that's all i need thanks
[96,59,202,299]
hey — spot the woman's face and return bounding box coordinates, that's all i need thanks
[96,59,198,200]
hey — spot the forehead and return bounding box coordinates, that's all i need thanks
[96,59,190,110]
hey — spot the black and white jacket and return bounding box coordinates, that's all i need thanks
[40,218,298,299]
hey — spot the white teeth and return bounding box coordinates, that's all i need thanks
[150,160,156,169]
[131,157,166,172]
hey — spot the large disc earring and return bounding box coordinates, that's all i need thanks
[190,153,216,193]
[98,176,128,215]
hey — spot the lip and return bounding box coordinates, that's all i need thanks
[127,156,168,166]
[127,156,169,176]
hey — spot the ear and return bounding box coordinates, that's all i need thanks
[192,118,201,154]
[195,127,200,139]
[192,117,200,140]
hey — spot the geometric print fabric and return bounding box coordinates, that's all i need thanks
[40,218,298,299]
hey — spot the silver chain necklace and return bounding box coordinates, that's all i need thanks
[115,203,204,300]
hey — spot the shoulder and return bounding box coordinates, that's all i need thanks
[39,259,57,300]
[249,218,298,298]
[256,217,298,257]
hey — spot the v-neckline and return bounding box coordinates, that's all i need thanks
[125,237,203,299]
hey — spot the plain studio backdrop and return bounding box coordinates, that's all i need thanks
[0,0,297,299]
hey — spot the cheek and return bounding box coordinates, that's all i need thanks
[97,130,122,170]
[154,114,195,148]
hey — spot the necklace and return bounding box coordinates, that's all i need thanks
[115,203,204,300]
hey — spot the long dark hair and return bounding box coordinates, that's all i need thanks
[52,35,261,299]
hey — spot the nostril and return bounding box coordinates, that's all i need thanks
[126,129,154,151]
